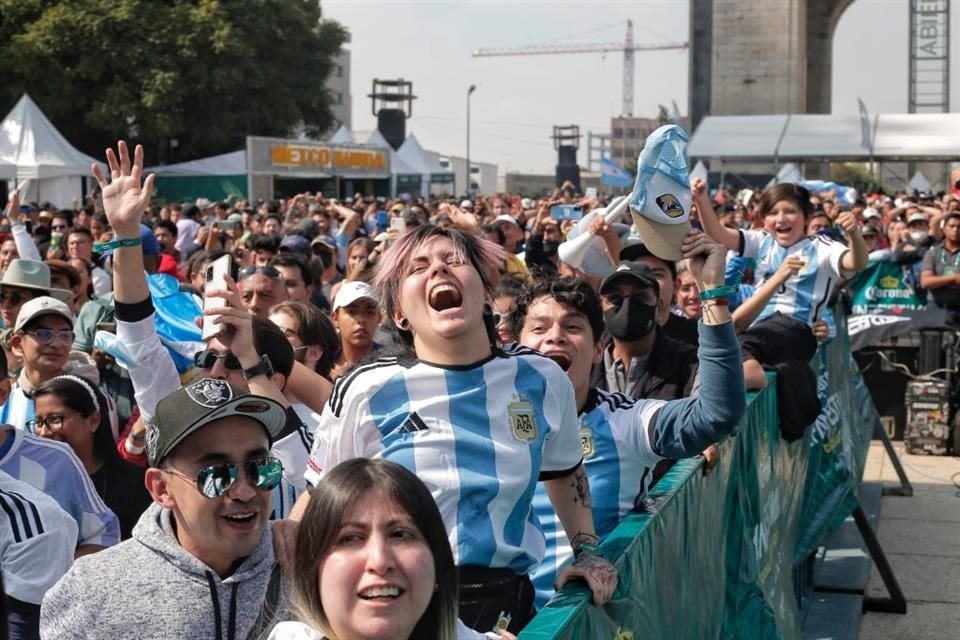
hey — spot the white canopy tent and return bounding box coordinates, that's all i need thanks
[0,94,105,207]
[396,133,454,197]
[688,112,960,163]
[146,150,247,176]
[365,129,420,195]
[327,125,355,145]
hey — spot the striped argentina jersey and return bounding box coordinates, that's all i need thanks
[0,469,78,604]
[531,389,665,609]
[305,346,583,573]
[740,229,848,327]
[0,425,120,548]
[269,404,318,520]
[0,386,36,433]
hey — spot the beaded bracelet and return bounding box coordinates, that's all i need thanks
[94,236,142,253]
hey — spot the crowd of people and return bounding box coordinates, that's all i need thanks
[0,137,958,640]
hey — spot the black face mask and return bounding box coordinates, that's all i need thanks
[603,294,657,341]
[318,251,333,270]
[542,240,560,257]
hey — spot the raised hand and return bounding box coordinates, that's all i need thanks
[4,188,18,220]
[835,211,860,236]
[91,141,155,238]
[681,229,726,289]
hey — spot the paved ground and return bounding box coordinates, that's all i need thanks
[858,441,960,640]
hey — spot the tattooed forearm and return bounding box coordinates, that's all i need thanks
[570,530,599,554]
[570,466,592,508]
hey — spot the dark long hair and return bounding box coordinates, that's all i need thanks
[292,459,458,639]
[34,375,115,466]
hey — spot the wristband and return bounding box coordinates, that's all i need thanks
[95,236,142,253]
[701,298,729,307]
[573,541,602,558]
[241,354,275,381]
[699,284,738,300]
[124,438,145,455]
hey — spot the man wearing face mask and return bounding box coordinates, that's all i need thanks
[594,261,699,401]
[894,212,937,301]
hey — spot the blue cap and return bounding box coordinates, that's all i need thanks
[278,234,311,257]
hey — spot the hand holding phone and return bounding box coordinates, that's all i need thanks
[201,254,233,340]
[550,204,584,221]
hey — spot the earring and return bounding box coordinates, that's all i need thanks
[397,318,410,330]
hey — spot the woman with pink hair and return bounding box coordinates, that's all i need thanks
[294,224,617,634]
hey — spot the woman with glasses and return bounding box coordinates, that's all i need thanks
[295,225,618,634]
[31,375,150,539]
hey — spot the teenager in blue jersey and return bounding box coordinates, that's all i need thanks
[514,232,747,608]
[296,224,617,634]
[693,179,867,390]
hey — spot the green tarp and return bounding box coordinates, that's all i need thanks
[522,307,878,639]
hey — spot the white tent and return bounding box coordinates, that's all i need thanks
[397,133,454,197]
[365,129,421,195]
[327,125,355,145]
[146,150,247,176]
[0,94,105,207]
[688,112,960,162]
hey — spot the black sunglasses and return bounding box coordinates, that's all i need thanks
[237,265,282,282]
[167,457,283,499]
[194,349,242,371]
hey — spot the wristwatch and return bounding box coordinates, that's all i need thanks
[241,354,275,381]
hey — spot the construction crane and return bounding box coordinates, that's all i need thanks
[472,20,687,117]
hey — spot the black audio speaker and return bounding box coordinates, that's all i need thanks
[555,164,581,191]
[377,110,406,151]
[558,146,577,166]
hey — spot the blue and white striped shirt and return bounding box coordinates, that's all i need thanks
[0,425,120,548]
[531,390,664,609]
[740,230,849,327]
[305,347,583,573]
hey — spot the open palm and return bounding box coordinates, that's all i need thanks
[92,141,155,236]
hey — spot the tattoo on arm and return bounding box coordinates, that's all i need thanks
[571,466,592,508]
[570,530,599,551]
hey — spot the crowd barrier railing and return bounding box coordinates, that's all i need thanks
[521,308,881,639]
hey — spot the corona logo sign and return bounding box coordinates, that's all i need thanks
[270,144,386,171]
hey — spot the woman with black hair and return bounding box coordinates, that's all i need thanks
[31,375,152,539]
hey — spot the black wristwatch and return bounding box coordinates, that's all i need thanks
[241,354,275,381]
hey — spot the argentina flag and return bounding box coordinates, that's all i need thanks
[601,156,633,188]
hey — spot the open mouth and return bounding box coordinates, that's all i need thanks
[359,585,403,601]
[223,512,256,524]
[544,352,572,371]
[429,283,463,312]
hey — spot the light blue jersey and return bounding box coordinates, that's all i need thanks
[0,425,120,548]
[740,230,848,327]
[531,389,664,609]
[0,387,36,434]
[305,347,583,573]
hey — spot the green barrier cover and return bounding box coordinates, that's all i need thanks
[522,309,878,640]
[848,260,924,314]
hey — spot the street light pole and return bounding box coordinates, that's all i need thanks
[466,84,476,196]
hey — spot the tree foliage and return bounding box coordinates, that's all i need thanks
[0,0,348,163]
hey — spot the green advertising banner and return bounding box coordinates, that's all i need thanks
[521,308,879,640]
[848,261,923,314]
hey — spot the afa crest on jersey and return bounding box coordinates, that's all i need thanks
[508,396,537,443]
[579,427,595,458]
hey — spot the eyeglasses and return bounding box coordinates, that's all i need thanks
[51,224,68,232]
[237,265,281,282]
[26,413,68,432]
[194,349,242,371]
[165,457,283,499]
[23,329,75,345]
[0,290,33,306]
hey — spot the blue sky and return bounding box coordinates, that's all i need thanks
[323,0,959,175]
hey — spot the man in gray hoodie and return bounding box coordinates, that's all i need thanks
[40,378,290,639]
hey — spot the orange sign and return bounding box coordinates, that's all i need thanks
[271,145,386,171]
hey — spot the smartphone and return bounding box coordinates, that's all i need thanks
[550,204,583,221]
[390,217,407,234]
[201,253,233,341]
[376,210,389,233]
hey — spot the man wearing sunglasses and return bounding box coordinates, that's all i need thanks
[41,378,292,638]
[238,264,289,317]
[0,297,76,430]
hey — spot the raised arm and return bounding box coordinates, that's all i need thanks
[731,257,803,334]
[835,211,868,273]
[649,231,746,456]
[692,177,740,252]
